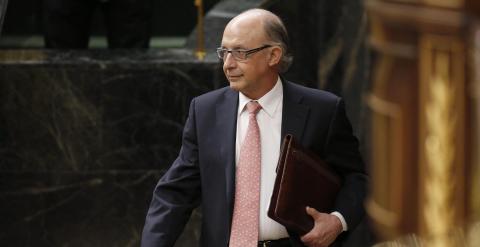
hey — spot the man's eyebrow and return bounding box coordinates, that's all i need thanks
[219,45,247,50]
[232,46,246,50]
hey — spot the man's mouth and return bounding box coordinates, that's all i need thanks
[228,75,242,80]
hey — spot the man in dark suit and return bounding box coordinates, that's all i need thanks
[141,8,367,247]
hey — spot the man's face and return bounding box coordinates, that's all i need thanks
[220,18,273,98]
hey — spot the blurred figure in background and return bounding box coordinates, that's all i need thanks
[43,0,152,49]
[0,0,7,35]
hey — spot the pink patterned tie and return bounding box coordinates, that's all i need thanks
[229,101,262,247]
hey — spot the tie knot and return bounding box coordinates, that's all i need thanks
[246,101,262,115]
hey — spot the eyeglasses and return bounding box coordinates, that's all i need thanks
[216,45,272,61]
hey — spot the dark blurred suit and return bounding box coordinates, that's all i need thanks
[43,0,152,49]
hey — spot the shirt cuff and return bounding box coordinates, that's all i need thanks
[330,211,348,232]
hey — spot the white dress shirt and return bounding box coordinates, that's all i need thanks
[235,77,347,241]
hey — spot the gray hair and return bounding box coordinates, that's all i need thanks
[263,14,293,73]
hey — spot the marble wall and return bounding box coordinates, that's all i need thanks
[0,49,222,247]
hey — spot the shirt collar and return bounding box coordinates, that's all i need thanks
[238,77,283,118]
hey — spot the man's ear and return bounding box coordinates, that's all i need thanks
[268,46,283,67]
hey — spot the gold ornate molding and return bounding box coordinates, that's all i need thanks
[420,34,466,247]
[423,51,456,247]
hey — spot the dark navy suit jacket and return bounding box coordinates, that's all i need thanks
[141,80,367,247]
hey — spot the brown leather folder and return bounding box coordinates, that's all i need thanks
[267,134,342,235]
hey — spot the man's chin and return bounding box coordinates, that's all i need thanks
[228,81,243,92]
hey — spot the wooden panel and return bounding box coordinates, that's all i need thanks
[468,21,480,223]
[366,13,420,237]
[422,0,464,9]
[366,0,466,34]
[466,0,480,16]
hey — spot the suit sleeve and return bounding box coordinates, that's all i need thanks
[141,98,202,247]
[324,98,367,230]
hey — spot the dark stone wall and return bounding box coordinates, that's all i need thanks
[0,49,223,247]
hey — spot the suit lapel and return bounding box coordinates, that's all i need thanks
[281,81,310,142]
[281,81,311,246]
[215,88,239,226]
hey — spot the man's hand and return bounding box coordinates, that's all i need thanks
[300,207,343,247]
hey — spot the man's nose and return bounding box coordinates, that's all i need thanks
[223,52,237,68]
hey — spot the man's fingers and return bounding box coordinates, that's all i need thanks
[301,208,341,247]
[305,206,321,220]
[300,231,314,244]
